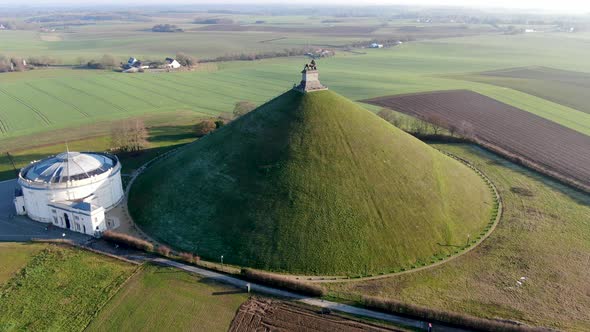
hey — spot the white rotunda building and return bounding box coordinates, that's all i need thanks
[13,151,124,236]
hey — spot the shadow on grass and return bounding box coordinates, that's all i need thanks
[212,290,246,296]
[148,124,198,144]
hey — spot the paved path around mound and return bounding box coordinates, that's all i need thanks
[148,257,467,332]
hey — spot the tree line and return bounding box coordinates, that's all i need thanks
[110,101,257,153]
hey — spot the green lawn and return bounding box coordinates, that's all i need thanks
[0,243,46,285]
[325,143,590,331]
[86,264,248,332]
[0,245,137,332]
[129,90,493,275]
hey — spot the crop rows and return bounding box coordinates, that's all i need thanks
[365,90,590,191]
[0,87,52,125]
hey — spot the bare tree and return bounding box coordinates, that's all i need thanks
[233,101,257,118]
[0,55,11,72]
[408,118,428,135]
[425,114,446,135]
[176,52,198,67]
[111,120,149,152]
[194,120,217,137]
[458,120,475,139]
[377,108,396,123]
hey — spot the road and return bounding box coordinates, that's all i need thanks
[152,258,466,332]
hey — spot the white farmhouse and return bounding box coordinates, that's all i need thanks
[14,151,124,236]
[165,58,182,69]
[370,43,384,48]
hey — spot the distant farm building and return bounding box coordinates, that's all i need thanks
[126,57,138,67]
[370,43,384,48]
[165,58,181,69]
[14,152,124,236]
[0,24,5,30]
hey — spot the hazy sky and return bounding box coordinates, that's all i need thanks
[3,0,590,13]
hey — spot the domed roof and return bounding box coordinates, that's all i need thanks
[21,152,117,184]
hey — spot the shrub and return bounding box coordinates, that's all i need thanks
[233,101,257,118]
[214,120,225,129]
[361,295,544,332]
[102,231,154,252]
[241,268,325,297]
[194,120,217,137]
[179,252,194,264]
[157,245,171,257]
[176,52,198,67]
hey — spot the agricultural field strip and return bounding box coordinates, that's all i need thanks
[213,72,296,94]
[477,88,590,134]
[158,73,275,101]
[120,75,223,115]
[0,86,52,125]
[406,95,590,164]
[79,77,163,109]
[0,106,10,134]
[24,82,90,117]
[364,90,590,188]
[52,80,130,113]
[150,74,270,103]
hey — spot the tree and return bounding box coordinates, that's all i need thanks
[176,52,197,67]
[214,120,225,129]
[75,56,87,66]
[458,120,475,139]
[100,54,117,68]
[233,101,256,118]
[408,118,428,135]
[194,120,217,137]
[425,114,446,135]
[111,120,149,152]
[0,55,11,72]
[377,108,396,123]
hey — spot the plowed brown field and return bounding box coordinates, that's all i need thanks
[229,298,402,332]
[364,90,590,192]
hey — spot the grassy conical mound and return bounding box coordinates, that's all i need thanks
[130,90,493,275]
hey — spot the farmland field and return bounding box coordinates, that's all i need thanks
[0,245,137,332]
[2,33,590,144]
[458,66,590,115]
[229,297,400,332]
[326,143,590,331]
[87,264,248,332]
[364,90,590,191]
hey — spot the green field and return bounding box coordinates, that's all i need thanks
[0,242,46,284]
[87,264,248,332]
[129,90,493,275]
[0,245,137,332]
[326,143,590,331]
[2,33,590,144]
[457,66,590,115]
[0,11,496,63]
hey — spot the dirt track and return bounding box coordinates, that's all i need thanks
[229,297,404,332]
[364,90,590,192]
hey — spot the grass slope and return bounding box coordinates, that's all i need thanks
[326,144,590,331]
[130,89,492,275]
[0,245,136,332]
[87,264,248,332]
